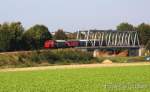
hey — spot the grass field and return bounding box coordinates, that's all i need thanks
[0,65,150,92]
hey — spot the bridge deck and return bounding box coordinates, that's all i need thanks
[76,46,140,49]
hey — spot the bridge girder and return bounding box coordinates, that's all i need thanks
[76,30,140,47]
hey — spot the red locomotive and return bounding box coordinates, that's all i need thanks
[44,40,56,48]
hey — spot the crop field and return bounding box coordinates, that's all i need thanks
[0,65,150,92]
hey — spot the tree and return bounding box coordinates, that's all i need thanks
[137,23,150,47]
[0,22,24,51]
[117,22,135,31]
[54,29,67,40]
[146,40,150,50]
[66,32,77,40]
[22,24,52,50]
[0,23,11,51]
[9,22,24,50]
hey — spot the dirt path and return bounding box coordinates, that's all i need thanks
[0,62,150,72]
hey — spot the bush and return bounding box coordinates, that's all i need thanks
[52,49,93,63]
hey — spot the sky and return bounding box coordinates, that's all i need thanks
[0,0,150,32]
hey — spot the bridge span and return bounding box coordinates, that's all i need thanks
[76,30,142,56]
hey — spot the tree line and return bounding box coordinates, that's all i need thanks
[0,22,150,52]
[0,22,76,52]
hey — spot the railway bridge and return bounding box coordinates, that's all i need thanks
[76,30,142,56]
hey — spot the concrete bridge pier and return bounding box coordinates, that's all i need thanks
[93,49,99,57]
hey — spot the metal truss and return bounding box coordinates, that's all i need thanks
[76,30,140,47]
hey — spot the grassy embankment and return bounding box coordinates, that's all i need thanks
[0,48,147,68]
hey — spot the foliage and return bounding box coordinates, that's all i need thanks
[117,22,135,31]
[0,49,93,68]
[137,23,150,48]
[9,22,24,50]
[25,49,93,65]
[54,29,67,40]
[0,22,24,51]
[146,40,150,50]
[22,24,52,50]
[66,32,77,39]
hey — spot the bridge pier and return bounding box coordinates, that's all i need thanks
[128,48,139,56]
[138,47,147,56]
[93,49,99,57]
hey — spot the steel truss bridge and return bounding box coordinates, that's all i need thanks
[76,30,140,49]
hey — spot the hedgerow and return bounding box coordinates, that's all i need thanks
[0,49,93,68]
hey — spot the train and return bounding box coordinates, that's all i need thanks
[44,40,81,49]
[44,39,107,49]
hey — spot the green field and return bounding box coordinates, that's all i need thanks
[0,66,150,92]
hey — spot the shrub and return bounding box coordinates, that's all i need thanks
[52,49,93,63]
